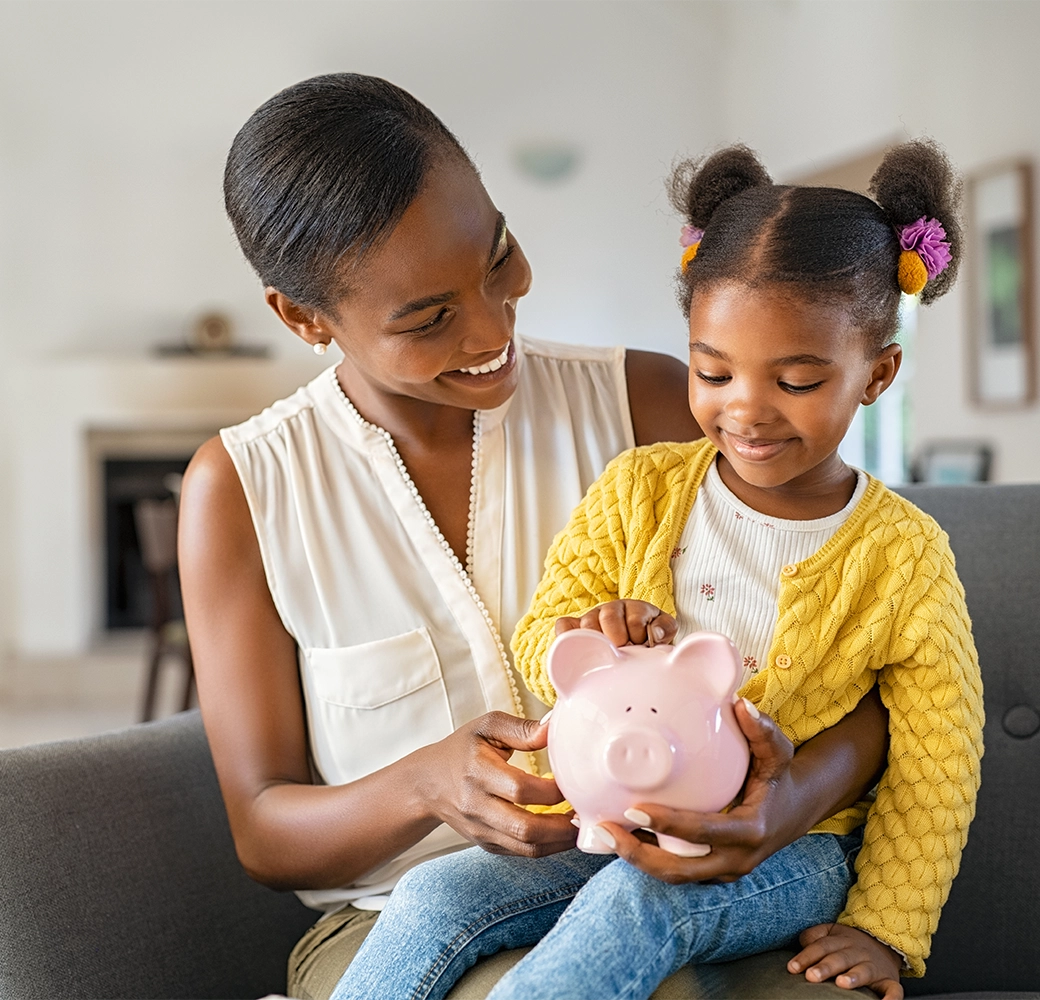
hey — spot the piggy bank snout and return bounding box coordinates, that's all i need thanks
[603,727,673,790]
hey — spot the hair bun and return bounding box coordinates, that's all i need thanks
[869,139,963,302]
[669,145,772,230]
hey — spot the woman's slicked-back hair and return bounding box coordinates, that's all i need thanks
[224,73,471,311]
[669,140,962,352]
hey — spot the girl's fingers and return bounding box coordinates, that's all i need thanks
[794,922,835,951]
[554,616,582,635]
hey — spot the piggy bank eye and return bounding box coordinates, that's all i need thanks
[650,707,658,713]
[625,706,632,712]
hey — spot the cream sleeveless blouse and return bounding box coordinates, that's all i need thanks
[220,336,634,912]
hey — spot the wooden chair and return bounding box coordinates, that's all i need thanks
[133,498,194,722]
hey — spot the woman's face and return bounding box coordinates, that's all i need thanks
[316,158,532,412]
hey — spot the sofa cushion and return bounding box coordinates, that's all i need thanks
[0,710,316,1000]
[896,484,1040,996]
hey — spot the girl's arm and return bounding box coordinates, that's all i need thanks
[179,438,576,891]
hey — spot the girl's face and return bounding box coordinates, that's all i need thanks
[687,283,901,516]
[273,157,532,413]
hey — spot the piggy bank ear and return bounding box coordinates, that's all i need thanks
[548,629,620,696]
[668,632,742,702]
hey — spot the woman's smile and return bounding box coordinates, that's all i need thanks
[443,340,515,383]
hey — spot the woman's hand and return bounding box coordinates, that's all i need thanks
[594,698,802,883]
[419,711,578,858]
[789,923,903,999]
[555,600,677,648]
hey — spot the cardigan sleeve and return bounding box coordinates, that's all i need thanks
[837,531,984,978]
[510,452,636,706]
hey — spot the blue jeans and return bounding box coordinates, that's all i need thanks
[330,831,862,1000]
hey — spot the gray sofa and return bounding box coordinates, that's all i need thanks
[1,483,1038,1000]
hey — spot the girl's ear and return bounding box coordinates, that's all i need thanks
[265,287,333,352]
[861,343,903,405]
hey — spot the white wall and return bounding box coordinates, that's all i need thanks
[2,0,1039,656]
[0,1,727,655]
[718,0,1040,483]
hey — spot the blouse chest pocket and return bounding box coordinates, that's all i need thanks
[302,626,454,786]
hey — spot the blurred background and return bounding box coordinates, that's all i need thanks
[1,0,1038,744]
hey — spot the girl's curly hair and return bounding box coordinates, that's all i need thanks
[669,140,962,352]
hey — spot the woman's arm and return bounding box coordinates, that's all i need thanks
[625,349,703,445]
[179,438,576,891]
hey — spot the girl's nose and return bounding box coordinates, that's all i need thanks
[722,390,777,429]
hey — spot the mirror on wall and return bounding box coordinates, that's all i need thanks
[968,161,1036,408]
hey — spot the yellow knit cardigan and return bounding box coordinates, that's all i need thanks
[512,439,984,977]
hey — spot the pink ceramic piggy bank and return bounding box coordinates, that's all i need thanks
[547,629,750,856]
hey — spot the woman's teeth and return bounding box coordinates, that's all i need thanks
[455,345,510,375]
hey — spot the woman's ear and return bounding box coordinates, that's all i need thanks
[861,343,902,405]
[264,287,333,351]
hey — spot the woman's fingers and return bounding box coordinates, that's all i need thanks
[427,712,580,856]
[473,710,550,754]
[734,697,794,780]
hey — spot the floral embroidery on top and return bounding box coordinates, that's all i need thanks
[743,655,759,674]
[671,545,687,561]
[700,583,716,601]
[734,512,744,520]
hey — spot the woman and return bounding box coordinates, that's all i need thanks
[179,73,887,1000]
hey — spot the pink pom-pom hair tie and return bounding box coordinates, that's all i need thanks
[898,217,952,279]
[680,225,705,272]
[896,216,952,295]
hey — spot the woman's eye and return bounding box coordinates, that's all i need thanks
[780,380,825,393]
[410,308,449,334]
[488,244,515,275]
[696,372,730,385]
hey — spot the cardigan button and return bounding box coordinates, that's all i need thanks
[781,564,798,577]
[775,655,792,668]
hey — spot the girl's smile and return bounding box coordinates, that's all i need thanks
[687,283,901,520]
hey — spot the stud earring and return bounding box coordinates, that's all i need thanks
[313,342,327,356]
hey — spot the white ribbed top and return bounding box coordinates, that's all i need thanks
[672,460,867,686]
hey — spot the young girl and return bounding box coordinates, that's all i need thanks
[330,141,984,1000]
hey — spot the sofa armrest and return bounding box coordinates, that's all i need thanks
[0,709,315,1000]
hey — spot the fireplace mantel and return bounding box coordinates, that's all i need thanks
[9,353,328,655]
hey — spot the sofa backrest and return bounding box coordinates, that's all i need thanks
[0,709,316,1000]
[896,484,1040,996]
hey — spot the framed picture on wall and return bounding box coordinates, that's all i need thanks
[967,160,1036,408]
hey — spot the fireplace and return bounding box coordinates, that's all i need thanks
[103,457,191,629]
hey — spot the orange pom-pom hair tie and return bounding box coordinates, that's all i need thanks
[680,224,705,273]
[896,216,952,295]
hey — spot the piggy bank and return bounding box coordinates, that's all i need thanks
[547,629,750,856]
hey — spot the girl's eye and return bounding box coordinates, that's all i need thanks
[780,380,825,393]
[696,372,731,385]
[409,308,449,334]
[488,243,515,275]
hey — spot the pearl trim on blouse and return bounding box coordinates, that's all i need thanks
[328,368,526,720]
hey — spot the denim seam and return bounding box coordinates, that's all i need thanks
[614,849,853,1000]
[411,879,590,1000]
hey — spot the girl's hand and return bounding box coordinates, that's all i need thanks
[555,600,677,648]
[595,698,803,883]
[789,923,903,999]
[420,711,578,858]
